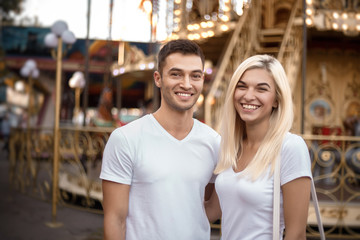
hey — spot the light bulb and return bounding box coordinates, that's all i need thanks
[44,33,58,48]
[62,30,76,44]
[51,20,68,36]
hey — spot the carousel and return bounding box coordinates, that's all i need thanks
[4,0,360,238]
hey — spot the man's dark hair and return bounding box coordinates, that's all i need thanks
[157,39,205,76]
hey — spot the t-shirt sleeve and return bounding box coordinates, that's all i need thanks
[280,134,312,186]
[209,133,221,183]
[99,128,133,185]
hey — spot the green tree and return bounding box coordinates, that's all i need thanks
[0,0,23,23]
[0,0,23,88]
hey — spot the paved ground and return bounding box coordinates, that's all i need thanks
[0,143,104,240]
[0,141,221,240]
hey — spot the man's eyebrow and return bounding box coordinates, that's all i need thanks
[168,67,203,73]
[192,69,204,74]
[168,67,182,72]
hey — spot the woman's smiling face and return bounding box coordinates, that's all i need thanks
[233,68,278,126]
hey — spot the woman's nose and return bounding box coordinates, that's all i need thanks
[243,88,255,100]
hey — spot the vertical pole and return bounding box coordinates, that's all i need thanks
[117,76,122,115]
[150,0,153,42]
[26,75,34,177]
[51,37,63,226]
[83,0,91,126]
[104,0,114,88]
[301,0,307,134]
[27,76,33,128]
[116,42,124,114]
[75,87,80,117]
[109,0,113,41]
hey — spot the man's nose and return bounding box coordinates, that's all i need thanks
[180,75,192,89]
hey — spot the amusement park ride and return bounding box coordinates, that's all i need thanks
[1,0,360,238]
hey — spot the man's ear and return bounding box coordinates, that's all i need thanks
[154,71,161,88]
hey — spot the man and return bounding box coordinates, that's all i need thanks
[100,39,220,240]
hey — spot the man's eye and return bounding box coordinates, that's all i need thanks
[171,72,181,77]
[192,74,202,79]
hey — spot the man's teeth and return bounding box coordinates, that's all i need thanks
[177,93,191,97]
[242,104,258,110]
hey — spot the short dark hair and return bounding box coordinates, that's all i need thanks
[157,39,205,76]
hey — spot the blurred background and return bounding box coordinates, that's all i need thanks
[0,0,359,239]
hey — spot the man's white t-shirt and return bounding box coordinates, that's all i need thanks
[100,114,221,240]
[215,133,312,240]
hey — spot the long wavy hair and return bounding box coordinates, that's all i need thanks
[214,55,294,180]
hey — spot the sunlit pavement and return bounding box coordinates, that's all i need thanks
[0,141,221,240]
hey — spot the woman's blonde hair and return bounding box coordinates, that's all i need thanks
[214,55,293,180]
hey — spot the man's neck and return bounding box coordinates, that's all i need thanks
[152,107,194,140]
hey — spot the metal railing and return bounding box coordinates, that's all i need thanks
[277,0,303,91]
[204,0,260,131]
[8,126,360,238]
[9,126,113,213]
[303,134,360,239]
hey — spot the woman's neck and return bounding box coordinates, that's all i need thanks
[245,121,269,147]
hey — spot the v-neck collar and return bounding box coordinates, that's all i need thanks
[149,114,196,143]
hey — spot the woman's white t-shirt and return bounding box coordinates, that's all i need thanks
[215,133,312,240]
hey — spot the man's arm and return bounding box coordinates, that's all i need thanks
[102,180,131,240]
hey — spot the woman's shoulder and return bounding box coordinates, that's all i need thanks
[194,119,221,139]
[283,132,305,143]
[282,132,307,151]
[280,133,312,183]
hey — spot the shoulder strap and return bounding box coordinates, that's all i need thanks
[273,156,281,240]
[311,179,326,240]
[273,156,326,240]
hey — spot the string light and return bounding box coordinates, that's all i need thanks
[306,0,360,37]
[168,0,251,41]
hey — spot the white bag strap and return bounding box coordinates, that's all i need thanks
[273,156,326,240]
[311,178,326,240]
[273,156,281,240]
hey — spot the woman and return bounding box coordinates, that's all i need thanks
[206,55,312,239]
